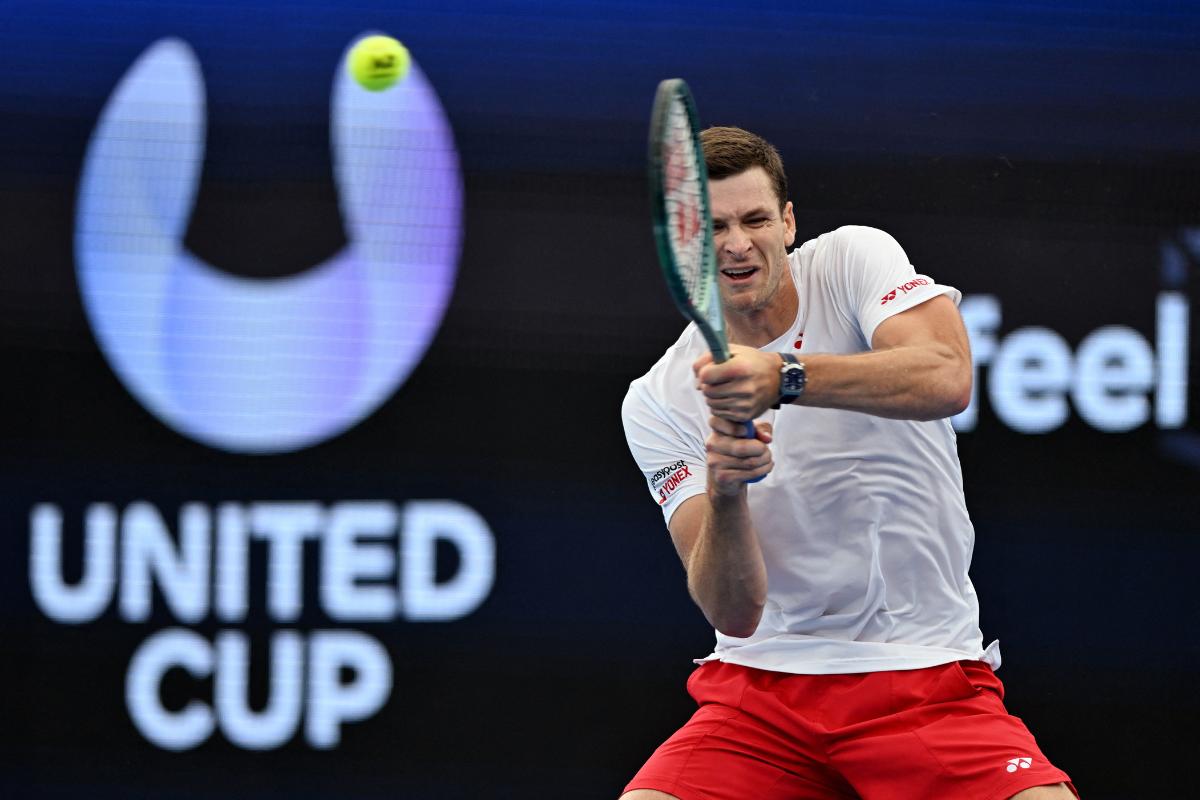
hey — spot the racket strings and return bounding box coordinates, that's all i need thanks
[662,101,709,308]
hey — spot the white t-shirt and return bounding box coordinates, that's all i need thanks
[622,225,999,675]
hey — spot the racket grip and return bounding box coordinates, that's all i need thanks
[742,420,765,484]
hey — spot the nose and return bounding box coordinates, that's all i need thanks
[722,224,753,259]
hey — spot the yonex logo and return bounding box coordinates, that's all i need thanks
[655,463,693,505]
[1006,756,1033,773]
[651,457,693,504]
[880,278,930,305]
[74,37,463,454]
[651,460,688,485]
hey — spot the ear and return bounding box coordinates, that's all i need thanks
[782,201,796,247]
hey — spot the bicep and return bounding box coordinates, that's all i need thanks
[666,494,708,570]
[871,294,970,360]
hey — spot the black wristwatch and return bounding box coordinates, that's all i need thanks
[772,353,807,409]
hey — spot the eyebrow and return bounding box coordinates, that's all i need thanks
[713,206,774,222]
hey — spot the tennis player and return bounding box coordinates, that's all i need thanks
[620,127,1076,799]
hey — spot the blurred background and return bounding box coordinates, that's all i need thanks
[1,1,1196,797]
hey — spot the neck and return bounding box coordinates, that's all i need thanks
[725,274,799,349]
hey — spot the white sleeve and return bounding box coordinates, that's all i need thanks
[621,380,707,526]
[825,225,961,346]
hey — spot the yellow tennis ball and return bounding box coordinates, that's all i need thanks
[347,35,410,91]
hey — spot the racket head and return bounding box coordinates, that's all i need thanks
[648,78,730,362]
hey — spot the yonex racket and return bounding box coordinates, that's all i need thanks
[648,78,760,457]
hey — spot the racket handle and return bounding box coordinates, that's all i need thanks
[742,420,765,484]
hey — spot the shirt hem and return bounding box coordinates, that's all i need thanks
[694,639,1001,675]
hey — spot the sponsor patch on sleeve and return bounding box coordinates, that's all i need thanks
[650,459,695,505]
[880,277,930,305]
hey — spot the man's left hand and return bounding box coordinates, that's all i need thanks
[693,345,782,422]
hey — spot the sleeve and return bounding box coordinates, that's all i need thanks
[621,379,707,526]
[825,226,961,347]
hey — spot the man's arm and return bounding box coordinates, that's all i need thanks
[666,417,772,638]
[695,295,972,422]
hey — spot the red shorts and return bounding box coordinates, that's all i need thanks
[625,660,1076,800]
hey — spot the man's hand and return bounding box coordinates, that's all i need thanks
[694,345,782,422]
[706,416,774,495]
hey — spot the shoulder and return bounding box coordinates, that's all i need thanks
[623,325,705,421]
[806,226,907,268]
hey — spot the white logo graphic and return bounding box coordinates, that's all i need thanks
[1006,756,1033,773]
[955,291,1188,435]
[31,499,497,750]
[75,37,462,453]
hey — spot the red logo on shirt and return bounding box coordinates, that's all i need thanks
[880,278,929,305]
[654,463,693,505]
[794,332,804,350]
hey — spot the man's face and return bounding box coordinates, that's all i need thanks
[708,167,796,315]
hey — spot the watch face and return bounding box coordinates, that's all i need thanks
[781,364,806,395]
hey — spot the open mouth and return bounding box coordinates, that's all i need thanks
[721,266,759,283]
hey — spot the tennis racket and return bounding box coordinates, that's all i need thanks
[648,78,760,458]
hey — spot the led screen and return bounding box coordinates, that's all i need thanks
[1,2,1196,798]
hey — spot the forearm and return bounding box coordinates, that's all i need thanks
[697,296,973,423]
[795,344,970,421]
[686,490,768,638]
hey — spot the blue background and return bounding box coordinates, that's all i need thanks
[1,1,1198,797]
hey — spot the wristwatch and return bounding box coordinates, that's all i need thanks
[773,353,807,409]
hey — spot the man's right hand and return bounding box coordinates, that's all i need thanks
[705,416,774,495]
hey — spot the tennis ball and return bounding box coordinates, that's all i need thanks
[347,35,410,91]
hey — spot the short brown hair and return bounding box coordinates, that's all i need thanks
[700,126,788,210]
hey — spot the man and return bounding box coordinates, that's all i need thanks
[620,127,1075,799]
